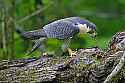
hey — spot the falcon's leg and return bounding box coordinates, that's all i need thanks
[38,38,48,56]
[61,38,77,57]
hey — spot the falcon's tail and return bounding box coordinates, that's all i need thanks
[21,29,47,40]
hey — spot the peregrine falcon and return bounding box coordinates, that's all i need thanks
[22,17,97,56]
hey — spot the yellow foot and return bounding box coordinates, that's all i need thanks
[42,52,48,56]
[67,48,77,57]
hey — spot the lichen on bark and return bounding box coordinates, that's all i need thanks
[0,31,125,83]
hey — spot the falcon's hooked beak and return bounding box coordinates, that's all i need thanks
[91,31,97,39]
[87,29,97,39]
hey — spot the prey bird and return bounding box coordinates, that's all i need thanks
[22,17,97,57]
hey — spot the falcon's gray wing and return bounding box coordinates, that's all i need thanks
[43,21,79,39]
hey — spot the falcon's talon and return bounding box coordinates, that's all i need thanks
[43,52,48,56]
[68,48,77,57]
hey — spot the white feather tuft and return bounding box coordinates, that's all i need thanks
[78,24,90,34]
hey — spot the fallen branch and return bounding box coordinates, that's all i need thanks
[103,51,125,83]
[0,31,125,83]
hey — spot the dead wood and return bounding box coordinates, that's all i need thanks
[0,31,125,83]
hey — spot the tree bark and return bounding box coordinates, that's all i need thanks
[0,31,125,83]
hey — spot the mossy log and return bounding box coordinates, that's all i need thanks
[0,31,125,83]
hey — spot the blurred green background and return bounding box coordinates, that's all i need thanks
[0,0,125,60]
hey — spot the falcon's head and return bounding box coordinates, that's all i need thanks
[76,19,97,38]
